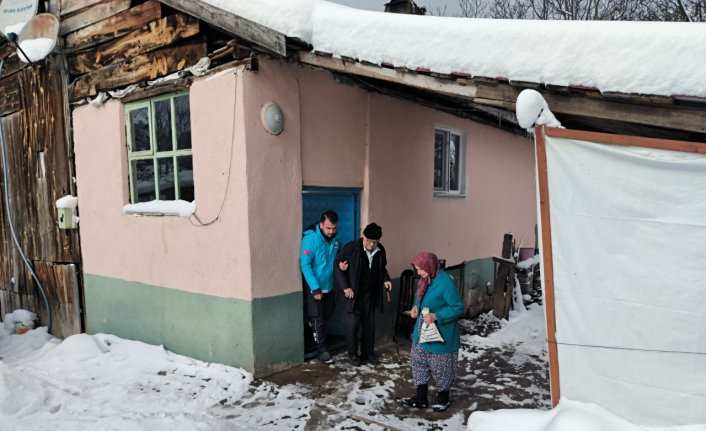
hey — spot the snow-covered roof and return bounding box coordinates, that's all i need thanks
[201,0,706,99]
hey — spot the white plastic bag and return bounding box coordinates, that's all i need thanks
[419,308,444,343]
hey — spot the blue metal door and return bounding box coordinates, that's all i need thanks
[302,187,360,246]
[302,186,360,356]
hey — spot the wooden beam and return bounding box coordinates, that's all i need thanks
[158,0,287,56]
[299,52,706,135]
[474,83,706,135]
[546,127,706,154]
[69,40,207,101]
[545,93,706,135]
[65,0,163,52]
[59,0,100,17]
[534,126,561,408]
[60,0,132,36]
[68,14,200,75]
[298,51,478,100]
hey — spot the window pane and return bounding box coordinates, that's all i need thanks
[434,131,444,190]
[155,100,173,152]
[157,157,176,200]
[132,159,155,202]
[130,108,150,152]
[177,155,194,201]
[174,95,192,150]
[449,134,461,192]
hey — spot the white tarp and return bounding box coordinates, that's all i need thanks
[543,135,706,426]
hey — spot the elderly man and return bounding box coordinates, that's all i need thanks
[334,223,392,366]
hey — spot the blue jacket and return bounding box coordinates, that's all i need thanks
[300,224,340,294]
[412,270,464,354]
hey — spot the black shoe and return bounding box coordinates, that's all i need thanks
[402,384,428,408]
[432,390,450,411]
[349,354,361,367]
[363,353,380,364]
[402,397,429,409]
[319,351,334,364]
[432,402,450,412]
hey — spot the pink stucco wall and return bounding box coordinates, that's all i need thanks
[243,60,536,291]
[241,61,303,300]
[366,96,537,273]
[73,70,255,300]
[299,66,368,188]
[73,58,536,302]
[293,65,536,276]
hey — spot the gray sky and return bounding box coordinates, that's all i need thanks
[328,0,464,16]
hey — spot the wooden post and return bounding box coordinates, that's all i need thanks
[535,126,561,407]
[491,234,515,318]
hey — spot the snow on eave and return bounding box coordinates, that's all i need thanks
[197,0,706,99]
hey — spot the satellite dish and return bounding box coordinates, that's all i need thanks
[0,0,39,35]
[16,13,58,63]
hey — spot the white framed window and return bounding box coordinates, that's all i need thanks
[125,92,194,204]
[434,126,465,196]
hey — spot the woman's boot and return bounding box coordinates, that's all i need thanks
[432,390,450,412]
[402,384,429,408]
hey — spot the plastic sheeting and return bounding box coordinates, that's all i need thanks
[543,135,706,426]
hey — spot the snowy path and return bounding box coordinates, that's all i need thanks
[0,305,548,430]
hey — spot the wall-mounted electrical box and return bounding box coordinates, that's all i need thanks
[56,195,78,230]
[58,207,77,229]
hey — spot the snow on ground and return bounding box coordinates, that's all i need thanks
[202,0,706,98]
[467,398,706,431]
[0,306,548,430]
[2,304,696,430]
[0,321,311,430]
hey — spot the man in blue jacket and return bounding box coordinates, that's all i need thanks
[301,210,341,364]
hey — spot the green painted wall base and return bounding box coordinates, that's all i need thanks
[84,274,303,376]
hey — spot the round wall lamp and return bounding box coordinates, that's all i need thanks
[261,102,284,135]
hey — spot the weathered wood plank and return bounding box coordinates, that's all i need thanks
[298,51,478,100]
[69,40,207,100]
[65,0,163,51]
[1,60,82,329]
[0,75,21,116]
[69,14,200,75]
[59,0,101,17]
[65,1,162,52]
[159,0,287,56]
[60,0,132,36]
[9,63,80,262]
[0,52,28,80]
[34,262,82,338]
[546,93,706,135]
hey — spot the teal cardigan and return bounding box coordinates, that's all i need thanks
[412,270,464,354]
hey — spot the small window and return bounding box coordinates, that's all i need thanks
[434,127,465,196]
[125,92,194,204]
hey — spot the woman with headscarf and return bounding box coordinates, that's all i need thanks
[402,252,464,412]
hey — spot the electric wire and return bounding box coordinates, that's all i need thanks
[188,69,238,227]
[0,60,52,332]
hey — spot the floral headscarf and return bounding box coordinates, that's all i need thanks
[412,252,440,302]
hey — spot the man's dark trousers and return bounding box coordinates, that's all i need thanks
[305,290,334,353]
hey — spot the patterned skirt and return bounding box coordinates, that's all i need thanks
[410,326,459,391]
